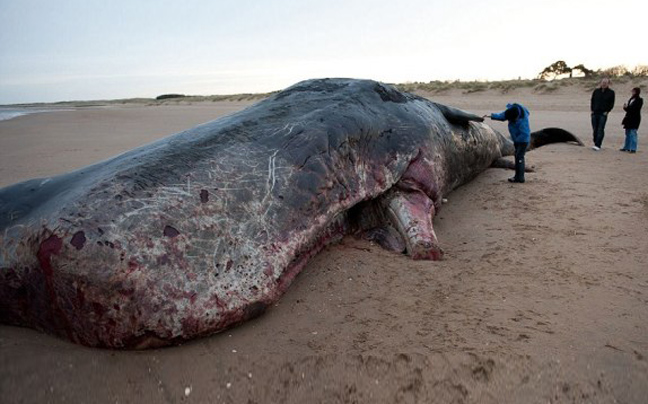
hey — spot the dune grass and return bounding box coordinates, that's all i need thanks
[7,75,647,108]
[394,76,648,96]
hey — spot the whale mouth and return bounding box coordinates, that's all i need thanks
[383,191,444,260]
[343,149,445,261]
[350,189,444,261]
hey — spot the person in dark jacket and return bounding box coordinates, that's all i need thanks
[590,78,615,150]
[486,103,530,183]
[620,87,643,153]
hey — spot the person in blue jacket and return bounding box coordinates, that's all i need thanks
[485,103,531,183]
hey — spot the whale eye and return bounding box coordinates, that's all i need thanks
[163,225,180,238]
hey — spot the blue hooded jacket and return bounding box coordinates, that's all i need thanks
[491,103,531,143]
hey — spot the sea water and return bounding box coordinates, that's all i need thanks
[0,107,65,122]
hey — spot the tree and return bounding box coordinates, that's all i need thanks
[631,65,648,77]
[156,94,187,100]
[538,61,573,80]
[571,64,595,77]
[601,65,630,77]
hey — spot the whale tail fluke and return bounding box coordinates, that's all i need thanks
[529,127,584,150]
[492,127,582,171]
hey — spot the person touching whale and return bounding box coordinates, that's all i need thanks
[485,103,531,183]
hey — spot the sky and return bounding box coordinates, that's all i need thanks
[0,0,645,104]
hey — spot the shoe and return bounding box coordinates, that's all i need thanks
[592,146,601,151]
[620,148,628,152]
[629,150,636,154]
[508,177,525,183]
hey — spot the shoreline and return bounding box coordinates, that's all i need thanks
[0,106,79,122]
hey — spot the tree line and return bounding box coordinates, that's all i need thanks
[538,61,648,80]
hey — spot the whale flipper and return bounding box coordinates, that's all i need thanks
[433,103,485,125]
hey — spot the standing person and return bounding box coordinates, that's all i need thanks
[620,87,643,153]
[590,77,615,150]
[486,103,530,183]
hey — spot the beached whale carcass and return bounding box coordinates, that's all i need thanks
[0,78,582,348]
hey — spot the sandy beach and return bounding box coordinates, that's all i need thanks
[1,82,647,403]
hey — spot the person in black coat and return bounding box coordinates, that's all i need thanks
[620,87,643,153]
[590,78,615,150]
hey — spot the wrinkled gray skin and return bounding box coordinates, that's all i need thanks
[0,79,581,348]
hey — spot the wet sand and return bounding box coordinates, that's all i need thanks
[1,85,647,403]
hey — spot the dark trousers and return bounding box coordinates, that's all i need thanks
[591,113,608,147]
[514,142,528,182]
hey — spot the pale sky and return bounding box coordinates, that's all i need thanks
[0,0,645,104]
